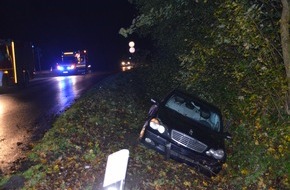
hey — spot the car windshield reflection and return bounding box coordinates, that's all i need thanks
[165,94,221,132]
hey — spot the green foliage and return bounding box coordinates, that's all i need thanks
[22,165,47,188]
[0,176,10,187]
[2,70,288,189]
[2,0,288,189]
[121,0,289,189]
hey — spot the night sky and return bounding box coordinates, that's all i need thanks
[0,0,137,70]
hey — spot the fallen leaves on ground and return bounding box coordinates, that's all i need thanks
[3,71,285,190]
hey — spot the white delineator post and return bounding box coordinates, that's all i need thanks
[103,149,130,190]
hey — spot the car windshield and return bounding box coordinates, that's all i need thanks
[61,56,77,64]
[164,94,221,132]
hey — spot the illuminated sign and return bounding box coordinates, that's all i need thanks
[63,52,74,55]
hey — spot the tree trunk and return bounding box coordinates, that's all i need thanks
[281,0,290,115]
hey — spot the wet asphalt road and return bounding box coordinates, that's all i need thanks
[0,71,111,174]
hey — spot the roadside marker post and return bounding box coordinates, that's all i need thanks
[103,149,130,190]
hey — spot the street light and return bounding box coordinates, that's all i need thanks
[129,47,135,53]
[128,41,135,53]
[129,41,135,48]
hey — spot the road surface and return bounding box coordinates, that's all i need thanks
[0,71,111,174]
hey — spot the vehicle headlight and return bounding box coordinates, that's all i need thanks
[57,66,64,71]
[157,125,165,133]
[149,118,165,134]
[206,149,225,160]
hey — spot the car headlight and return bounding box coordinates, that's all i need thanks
[57,66,64,71]
[149,118,165,134]
[69,65,75,69]
[206,149,225,160]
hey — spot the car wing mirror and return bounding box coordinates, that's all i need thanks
[224,132,232,140]
[148,98,159,117]
[148,104,158,117]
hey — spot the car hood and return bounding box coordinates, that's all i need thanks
[157,107,225,149]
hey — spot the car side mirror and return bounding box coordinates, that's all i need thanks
[224,132,232,140]
[223,119,232,140]
[148,104,158,117]
[148,98,159,117]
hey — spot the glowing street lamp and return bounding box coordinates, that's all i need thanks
[129,47,135,53]
[128,41,135,48]
[128,41,135,54]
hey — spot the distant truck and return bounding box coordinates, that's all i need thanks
[0,39,35,88]
[55,50,90,75]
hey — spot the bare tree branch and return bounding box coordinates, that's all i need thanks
[280,0,290,114]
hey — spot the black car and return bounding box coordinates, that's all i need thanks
[139,89,232,176]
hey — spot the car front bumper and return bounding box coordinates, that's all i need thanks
[141,129,223,176]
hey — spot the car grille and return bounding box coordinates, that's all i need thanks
[171,130,207,153]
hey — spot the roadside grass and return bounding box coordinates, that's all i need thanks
[1,69,289,189]
[1,71,215,189]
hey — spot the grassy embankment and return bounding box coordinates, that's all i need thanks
[0,68,289,189]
